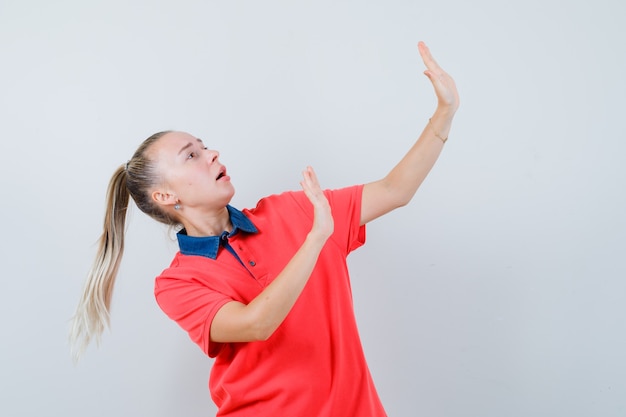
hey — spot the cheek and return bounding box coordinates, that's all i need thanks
[185,173,205,187]
[181,175,208,194]
[167,170,196,189]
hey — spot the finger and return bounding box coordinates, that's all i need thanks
[302,166,321,189]
[301,166,312,188]
[418,41,441,73]
[306,166,320,186]
[423,69,442,85]
[300,166,322,199]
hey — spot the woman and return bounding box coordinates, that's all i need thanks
[70,41,459,416]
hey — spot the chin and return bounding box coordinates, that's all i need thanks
[220,185,236,204]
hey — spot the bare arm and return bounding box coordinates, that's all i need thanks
[210,166,334,343]
[360,41,460,225]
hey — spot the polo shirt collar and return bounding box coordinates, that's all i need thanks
[176,205,257,259]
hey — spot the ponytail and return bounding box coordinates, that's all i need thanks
[70,130,175,362]
[70,165,130,362]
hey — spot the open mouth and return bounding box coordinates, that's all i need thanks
[216,168,226,180]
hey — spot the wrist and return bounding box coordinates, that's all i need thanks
[433,105,457,121]
[305,229,331,248]
[428,108,455,144]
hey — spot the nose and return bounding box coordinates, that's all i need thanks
[206,149,219,163]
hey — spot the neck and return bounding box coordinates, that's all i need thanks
[181,206,232,237]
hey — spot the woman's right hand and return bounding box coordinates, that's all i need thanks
[300,166,334,242]
[209,166,335,343]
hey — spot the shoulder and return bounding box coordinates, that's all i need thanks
[247,185,363,213]
[242,191,308,222]
[155,252,226,287]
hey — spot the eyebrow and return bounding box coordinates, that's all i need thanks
[177,138,204,156]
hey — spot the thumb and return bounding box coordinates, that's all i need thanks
[423,70,437,82]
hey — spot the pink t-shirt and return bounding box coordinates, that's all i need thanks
[155,185,387,416]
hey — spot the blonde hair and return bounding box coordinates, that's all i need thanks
[69,131,177,362]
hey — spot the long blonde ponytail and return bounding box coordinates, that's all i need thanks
[69,165,129,362]
[70,130,175,362]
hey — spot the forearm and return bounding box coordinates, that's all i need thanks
[211,166,332,343]
[244,231,327,339]
[210,231,329,343]
[360,42,459,224]
[385,107,455,204]
[360,107,456,224]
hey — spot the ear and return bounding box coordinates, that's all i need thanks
[151,189,178,208]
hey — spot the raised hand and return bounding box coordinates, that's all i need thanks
[300,166,334,241]
[418,41,460,114]
[209,166,334,343]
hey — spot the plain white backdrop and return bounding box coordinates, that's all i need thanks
[1,1,625,416]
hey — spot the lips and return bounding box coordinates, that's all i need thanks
[216,166,227,180]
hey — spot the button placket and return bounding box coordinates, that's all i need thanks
[232,240,267,284]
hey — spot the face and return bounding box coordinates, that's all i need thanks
[149,131,235,211]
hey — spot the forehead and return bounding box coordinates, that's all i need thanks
[157,131,199,148]
[150,131,200,157]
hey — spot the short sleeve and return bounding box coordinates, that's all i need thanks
[287,184,366,255]
[154,264,232,357]
[325,184,366,254]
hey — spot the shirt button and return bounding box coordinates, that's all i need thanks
[249,260,256,266]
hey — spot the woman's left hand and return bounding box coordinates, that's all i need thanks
[418,41,460,115]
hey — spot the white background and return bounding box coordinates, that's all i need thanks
[1,1,625,416]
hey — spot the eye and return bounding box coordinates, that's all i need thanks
[187,151,197,160]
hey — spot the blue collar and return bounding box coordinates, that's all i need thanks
[176,205,258,259]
